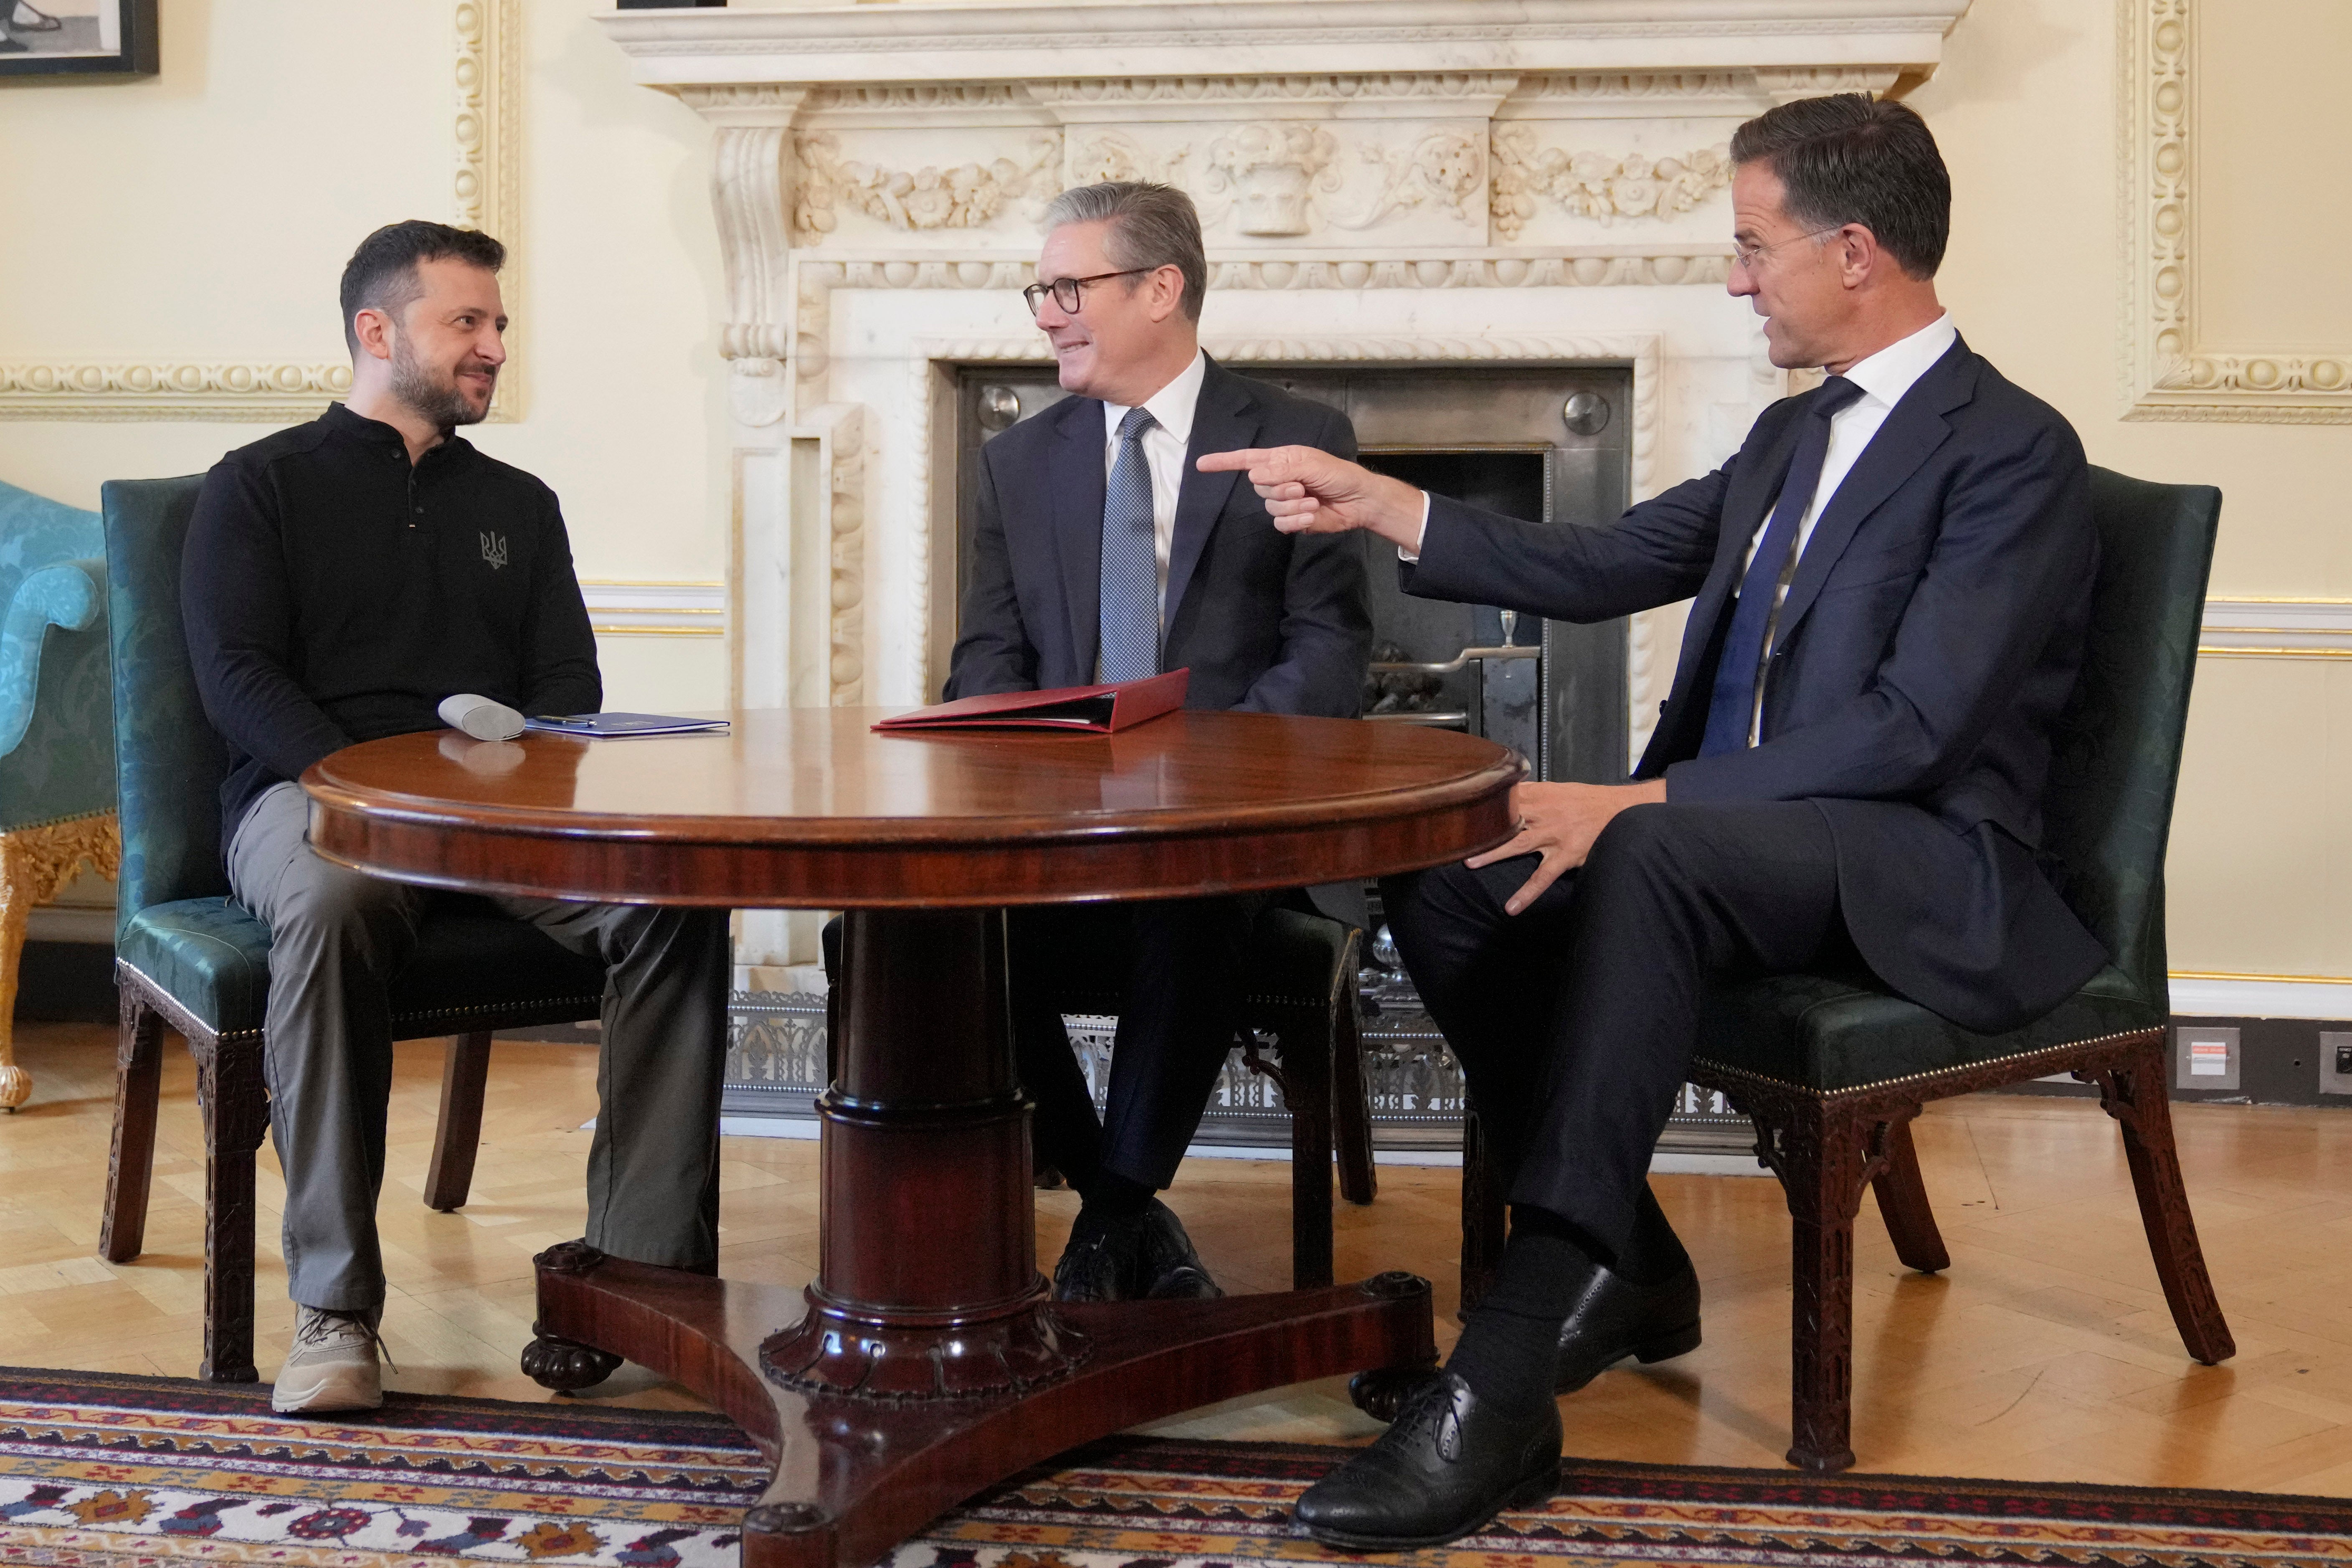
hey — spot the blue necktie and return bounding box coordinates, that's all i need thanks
[1098,406,1160,685]
[1698,375,1865,758]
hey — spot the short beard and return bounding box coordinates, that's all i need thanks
[389,334,492,429]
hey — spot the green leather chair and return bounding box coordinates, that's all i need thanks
[96,474,609,1382]
[0,479,119,1111]
[1456,468,2231,1472]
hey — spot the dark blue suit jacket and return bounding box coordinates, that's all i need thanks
[947,357,1370,717]
[1405,338,2108,1031]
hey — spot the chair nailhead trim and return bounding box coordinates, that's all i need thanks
[1691,1026,2163,1102]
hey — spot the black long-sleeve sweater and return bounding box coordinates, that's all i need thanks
[182,402,601,853]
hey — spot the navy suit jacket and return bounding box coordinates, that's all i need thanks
[947,357,1370,717]
[1405,338,2109,1032]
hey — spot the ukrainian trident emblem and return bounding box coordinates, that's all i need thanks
[480,532,509,570]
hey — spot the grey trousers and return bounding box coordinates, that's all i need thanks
[227,782,731,1311]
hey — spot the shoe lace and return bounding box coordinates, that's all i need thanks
[296,1307,398,1373]
[1384,1374,1463,1459]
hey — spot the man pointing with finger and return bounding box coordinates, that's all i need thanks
[1201,95,2107,1547]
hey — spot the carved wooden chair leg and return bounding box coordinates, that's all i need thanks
[0,838,30,1112]
[99,991,165,1262]
[1457,1103,1507,1316]
[2084,1034,2235,1365]
[1739,1090,1869,1474]
[1331,993,1379,1206]
[1869,1108,1949,1274]
[425,1031,495,1213]
[195,1035,268,1383]
[1278,1015,1336,1289]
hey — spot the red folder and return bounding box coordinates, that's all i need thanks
[872,669,1189,735]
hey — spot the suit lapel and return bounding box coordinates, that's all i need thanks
[1047,394,1109,678]
[1164,357,1254,628]
[1771,341,1977,652]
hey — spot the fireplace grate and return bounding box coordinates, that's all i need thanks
[719,990,1756,1159]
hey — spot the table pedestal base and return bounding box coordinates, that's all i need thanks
[525,1247,1434,1568]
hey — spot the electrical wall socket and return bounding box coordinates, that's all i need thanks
[2176,1026,2240,1092]
[2319,1031,2352,1096]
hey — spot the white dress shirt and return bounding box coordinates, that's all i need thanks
[1100,347,1209,628]
[1736,311,1957,740]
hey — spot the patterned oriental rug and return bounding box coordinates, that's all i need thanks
[5,1368,2351,1568]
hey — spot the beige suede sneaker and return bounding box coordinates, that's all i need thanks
[271,1305,388,1413]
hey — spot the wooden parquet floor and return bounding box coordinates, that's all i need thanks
[4,1018,2351,1494]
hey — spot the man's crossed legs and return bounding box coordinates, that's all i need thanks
[1298,799,1854,1548]
[228,783,730,1412]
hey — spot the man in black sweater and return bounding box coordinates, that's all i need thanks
[182,222,730,1415]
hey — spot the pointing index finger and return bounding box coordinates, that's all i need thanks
[1196,448,1272,474]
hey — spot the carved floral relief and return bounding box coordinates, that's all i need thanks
[1490,128,1733,239]
[1068,133,1189,189]
[1333,128,1486,231]
[796,132,1061,237]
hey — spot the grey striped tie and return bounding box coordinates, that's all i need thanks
[1098,406,1159,684]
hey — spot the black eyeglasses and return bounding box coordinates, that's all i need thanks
[1021,269,1151,317]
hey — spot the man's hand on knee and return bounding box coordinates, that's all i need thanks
[1467,780,1670,915]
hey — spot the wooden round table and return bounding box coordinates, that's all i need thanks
[305,707,1517,1568]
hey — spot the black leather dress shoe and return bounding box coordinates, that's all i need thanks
[1135,1198,1222,1299]
[1050,1199,1223,1302]
[1050,1213,1132,1302]
[1553,1256,1702,1392]
[1349,1259,1701,1421]
[1295,1372,1561,1548]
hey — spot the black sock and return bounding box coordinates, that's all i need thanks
[1443,1206,1595,1411]
[1620,1185,1693,1287]
[1075,1168,1155,1223]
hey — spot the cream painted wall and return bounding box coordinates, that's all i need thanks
[1912,0,2352,976]
[4,0,2348,979]
[0,0,730,712]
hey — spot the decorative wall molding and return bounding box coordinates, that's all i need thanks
[796,132,1060,236]
[2198,598,2352,659]
[1751,64,1907,102]
[0,362,355,420]
[790,402,867,705]
[800,83,1042,126]
[1490,132,1731,238]
[456,0,524,422]
[1031,72,1518,122]
[2120,0,2352,423]
[580,581,726,637]
[0,1,525,423]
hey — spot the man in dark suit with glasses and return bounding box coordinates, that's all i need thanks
[943,180,1371,1303]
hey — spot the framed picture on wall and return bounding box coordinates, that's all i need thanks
[0,0,157,79]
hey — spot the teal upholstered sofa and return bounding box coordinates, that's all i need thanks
[0,479,120,1110]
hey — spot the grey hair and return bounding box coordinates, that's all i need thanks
[1042,181,1208,322]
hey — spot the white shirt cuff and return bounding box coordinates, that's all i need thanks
[1397,491,1432,563]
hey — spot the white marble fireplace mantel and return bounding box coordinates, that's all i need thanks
[602,1,1972,84]
[596,0,1973,972]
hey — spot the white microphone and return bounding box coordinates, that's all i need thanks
[438,693,526,742]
